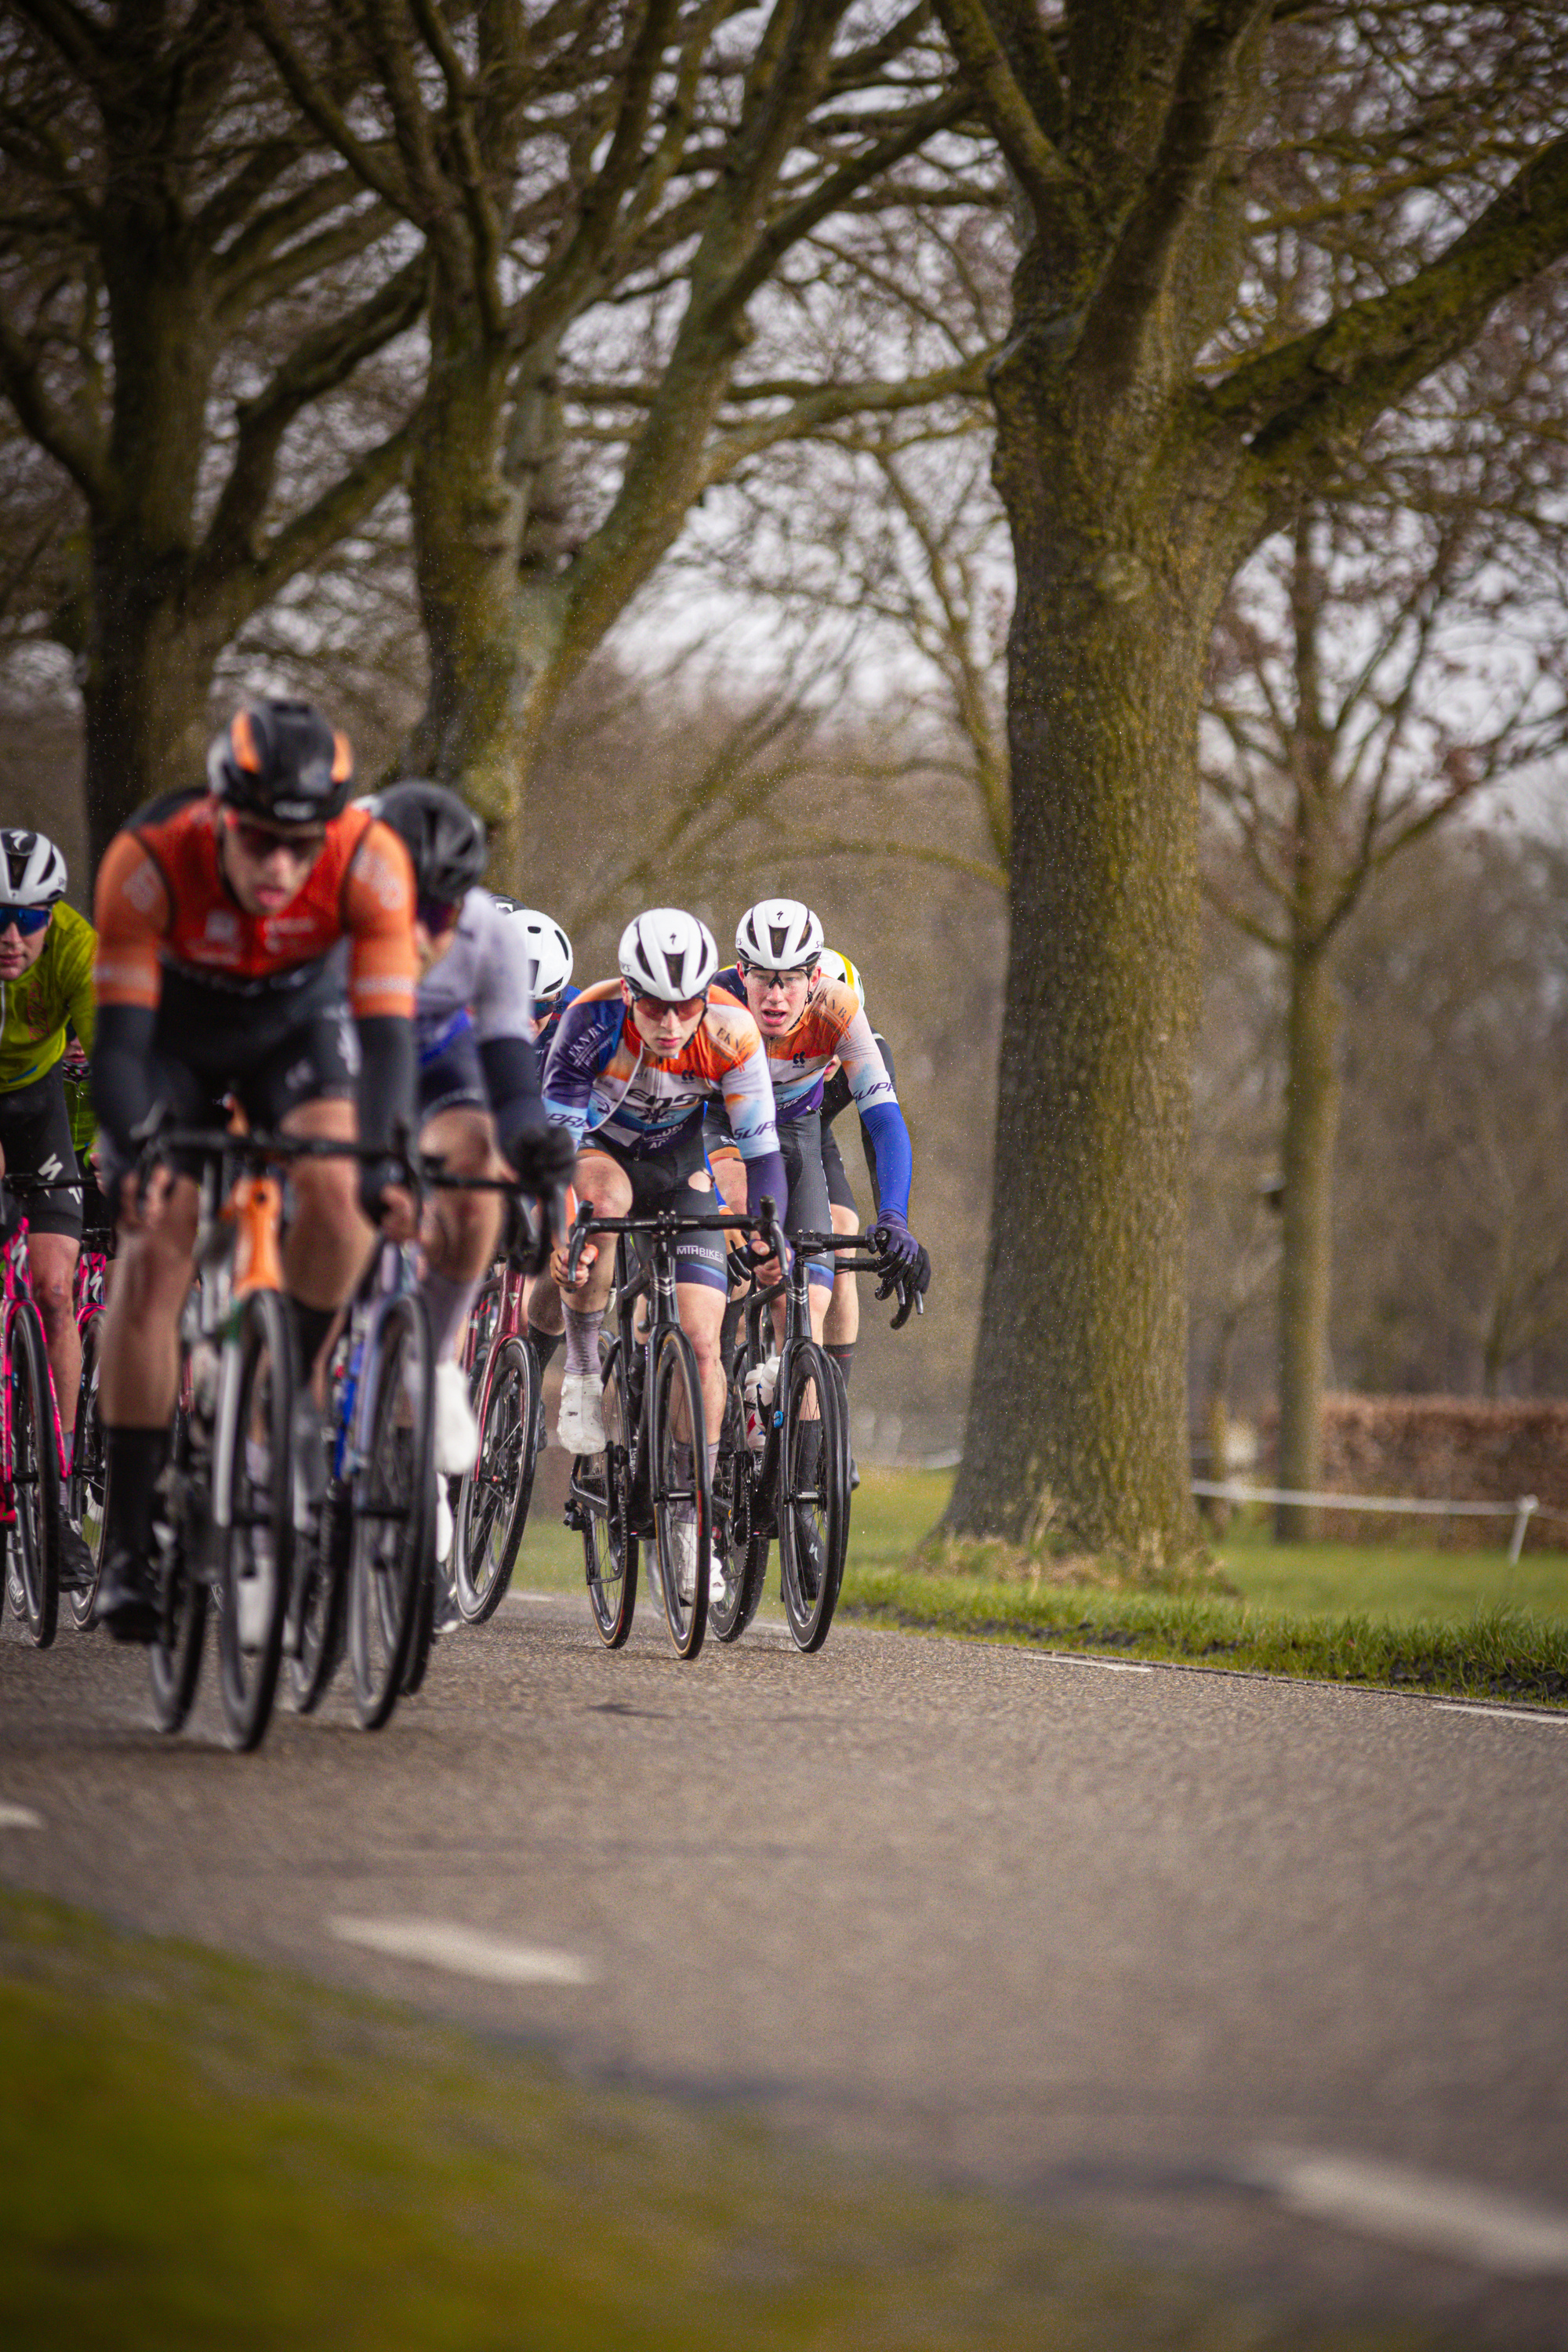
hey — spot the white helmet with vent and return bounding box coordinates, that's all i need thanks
[816,948,865,1012]
[0,829,66,906]
[619,907,718,1003]
[735,897,823,971]
[509,906,574,1004]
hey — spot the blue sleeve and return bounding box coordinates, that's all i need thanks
[744,1146,789,1230]
[859,1101,912,1221]
[541,997,608,1148]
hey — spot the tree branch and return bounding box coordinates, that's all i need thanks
[0,312,108,504]
[929,0,1073,216]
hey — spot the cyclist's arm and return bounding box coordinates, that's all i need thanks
[90,833,169,1163]
[539,995,610,1152]
[717,1036,787,1225]
[839,1013,912,1221]
[342,819,418,1160]
[60,906,98,1058]
[471,894,548,1156]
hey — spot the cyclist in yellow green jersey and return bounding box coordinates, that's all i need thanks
[0,831,96,1492]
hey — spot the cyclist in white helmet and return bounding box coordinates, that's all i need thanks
[542,908,785,1595]
[0,828,99,1590]
[707,900,928,1347]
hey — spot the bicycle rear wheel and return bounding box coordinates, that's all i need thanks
[649,1325,710,1660]
[347,1292,434,1730]
[67,1308,107,1630]
[575,1340,637,1646]
[778,1340,848,1654]
[4,1301,60,1649]
[149,1399,209,1735]
[215,1289,294,1751]
[452,1334,539,1624]
[709,1373,753,1644]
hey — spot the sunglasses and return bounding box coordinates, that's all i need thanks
[0,905,51,938]
[223,811,327,865]
[417,895,461,935]
[630,985,708,1020]
[738,956,814,984]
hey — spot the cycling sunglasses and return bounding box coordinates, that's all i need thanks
[223,811,328,864]
[417,894,462,935]
[629,982,709,1019]
[0,904,51,937]
[737,954,815,982]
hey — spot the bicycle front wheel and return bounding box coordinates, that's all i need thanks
[67,1308,107,1630]
[575,1340,637,1647]
[649,1326,710,1661]
[5,1301,60,1649]
[452,1334,539,1624]
[778,1341,849,1654]
[347,1292,434,1730]
[215,1289,295,1751]
[149,1398,209,1736]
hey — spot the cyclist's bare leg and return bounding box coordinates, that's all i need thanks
[554,1149,631,1319]
[27,1230,80,1414]
[99,1174,201,1426]
[823,1202,860,1347]
[525,1270,563,1338]
[673,1277,727,1442]
[419,1104,503,1361]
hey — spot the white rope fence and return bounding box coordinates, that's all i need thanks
[1192,1480,1543,1565]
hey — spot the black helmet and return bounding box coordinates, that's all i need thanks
[373,780,487,904]
[208,699,354,824]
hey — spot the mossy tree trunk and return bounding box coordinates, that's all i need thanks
[1275,942,1341,1537]
[934,0,1568,1554]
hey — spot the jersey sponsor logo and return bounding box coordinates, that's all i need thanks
[204,909,239,945]
[357,841,407,912]
[38,1152,64,1182]
[125,860,162,915]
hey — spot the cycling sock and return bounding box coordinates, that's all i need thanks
[423,1269,480,1363]
[563,1305,604,1377]
[292,1299,337,1380]
[825,1341,855,1388]
[103,1425,171,1553]
[530,1328,562,1373]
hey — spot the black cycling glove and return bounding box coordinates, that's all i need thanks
[501,1110,577,1192]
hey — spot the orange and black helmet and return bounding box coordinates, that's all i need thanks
[207,699,354,824]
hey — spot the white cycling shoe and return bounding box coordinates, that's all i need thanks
[669,1519,724,1607]
[433,1359,480,1479]
[435,1479,455,1563]
[557,1371,606,1454]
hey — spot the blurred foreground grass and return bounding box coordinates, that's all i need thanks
[0,1889,1404,2352]
[510,1466,1568,1702]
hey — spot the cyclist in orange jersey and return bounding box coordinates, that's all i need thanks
[89,699,419,1642]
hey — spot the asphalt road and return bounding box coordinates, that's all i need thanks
[3,1589,1567,2344]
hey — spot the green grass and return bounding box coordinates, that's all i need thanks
[0,1890,1407,2351]
[510,1463,1568,1703]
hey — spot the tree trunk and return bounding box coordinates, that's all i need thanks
[82,535,216,864]
[1274,942,1341,1539]
[944,372,1227,1555]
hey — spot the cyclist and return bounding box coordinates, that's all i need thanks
[89,697,420,1642]
[812,949,923,1402]
[0,829,99,1587]
[507,907,577,1372]
[708,900,927,1343]
[541,909,784,1580]
[369,786,576,1493]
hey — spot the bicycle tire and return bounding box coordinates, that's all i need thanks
[149,1398,209,1735]
[347,1290,434,1730]
[579,1340,637,1647]
[5,1301,60,1648]
[778,1338,848,1654]
[285,1488,349,1712]
[215,1287,294,1751]
[67,1308,107,1630]
[708,1374,752,1644]
[648,1324,710,1660]
[451,1334,539,1624]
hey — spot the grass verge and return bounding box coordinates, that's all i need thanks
[0,1889,1409,2351]
[838,1569,1568,1708]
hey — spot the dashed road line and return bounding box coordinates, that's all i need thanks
[329,1915,594,1986]
[0,1801,42,1830]
[1243,2148,1568,2276]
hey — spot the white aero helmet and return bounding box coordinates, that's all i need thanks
[735,896,824,971]
[0,829,67,907]
[816,948,865,1012]
[509,906,574,1003]
[619,907,718,1003]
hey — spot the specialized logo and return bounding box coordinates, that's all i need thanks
[204,909,239,945]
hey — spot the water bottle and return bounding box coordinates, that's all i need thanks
[743,1355,779,1456]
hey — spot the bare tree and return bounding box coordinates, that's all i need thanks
[246,0,998,877]
[926,0,1568,1552]
[0,1,425,858]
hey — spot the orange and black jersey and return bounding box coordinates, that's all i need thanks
[94,787,416,1022]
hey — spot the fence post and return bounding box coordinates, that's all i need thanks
[1509,1497,1538,1566]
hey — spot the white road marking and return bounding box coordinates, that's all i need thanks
[1433,1701,1568,1729]
[1245,2149,1568,2276]
[329,1915,593,1986]
[0,1801,42,1830]
[1036,1652,1154,1676]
